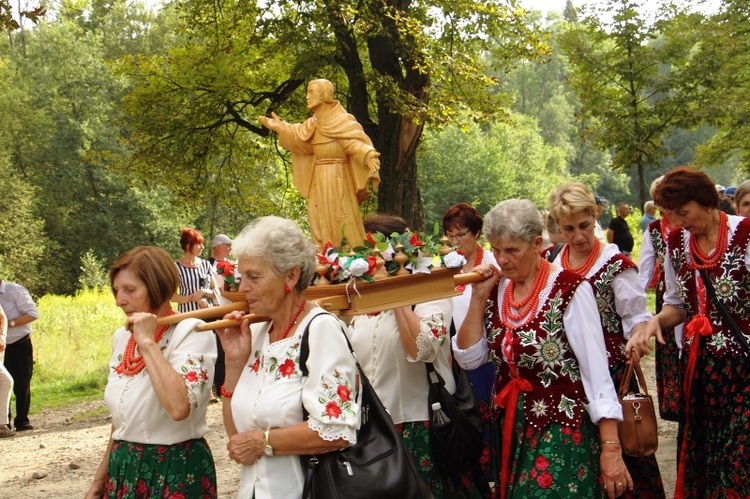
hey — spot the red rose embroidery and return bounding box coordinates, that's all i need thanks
[534,455,549,470]
[325,401,342,419]
[537,471,553,489]
[337,385,351,402]
[135,480,148,494]
[561,426,572,435]
[279,359,296,377]
[184,371,198,383]
[251,357,260,372]
[572,430,582,445]
[169,492,186,499]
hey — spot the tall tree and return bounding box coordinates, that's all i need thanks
[119,0,547,229]
[559,0,705,205]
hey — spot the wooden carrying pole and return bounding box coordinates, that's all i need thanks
[160,270,487,332]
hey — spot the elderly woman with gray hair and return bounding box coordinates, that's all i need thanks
[216,216,362,498]
[454,199,631,498]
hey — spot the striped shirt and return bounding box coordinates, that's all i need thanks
[175,260,214,313]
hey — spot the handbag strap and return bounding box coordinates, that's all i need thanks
[618,351,650,397]
[697,268,750,353]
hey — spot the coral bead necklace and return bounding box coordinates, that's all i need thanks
[269,299,307,341]
[503,259,550,330]
[116,309,175,376]
[561,238,601,277]
[689,210,728,270]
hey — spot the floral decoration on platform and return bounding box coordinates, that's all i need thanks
[315,223,466,285]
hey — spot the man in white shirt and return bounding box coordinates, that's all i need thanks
[0,279,39,431]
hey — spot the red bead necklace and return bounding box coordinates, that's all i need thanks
[561,238,601,277]
[689,210,728,270]
[502,259,550,329]
[115,309,175,376]
[270,299,307,341]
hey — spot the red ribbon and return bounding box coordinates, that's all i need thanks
[674,313,713,498]
[494,376,532,499]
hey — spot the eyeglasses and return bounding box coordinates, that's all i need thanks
[446,230,470,242]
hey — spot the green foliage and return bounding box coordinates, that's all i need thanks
[30,288,122,413]
[78,251,110,291]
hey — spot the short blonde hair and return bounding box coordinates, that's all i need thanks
[233,216,317,291]
[548,182,596,223]
[649,176,664,200]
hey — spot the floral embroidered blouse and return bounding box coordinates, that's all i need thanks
[104,318,217,445]
[348,298,454,424]
[232,308,361,499]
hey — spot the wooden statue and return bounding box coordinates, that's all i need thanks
[258,79,380,249]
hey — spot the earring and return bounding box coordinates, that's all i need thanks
[284,284,291,294]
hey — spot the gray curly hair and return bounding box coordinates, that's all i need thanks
[484,199,543,245]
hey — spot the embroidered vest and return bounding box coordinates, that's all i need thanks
[669,218,750,357]
[485,270,589,430]
[648,219,667,297]
[589,253,637,382]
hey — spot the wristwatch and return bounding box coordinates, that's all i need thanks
[263,429,274,456]
[9,320,15,327]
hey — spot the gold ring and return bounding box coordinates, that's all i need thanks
[616,481,623,487]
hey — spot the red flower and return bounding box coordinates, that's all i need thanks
[366,255,378,275]
[561,426,572,435]
[366,232,377,245]
[537,471,553,489]
[251,357,260,372]
[216,260,235,276]
[572,430,582,445]
[337,385,351,402]
[410,233,424,247]
[184,371,198,383]
[326,401,343,419]
[168,492,186,499]
[534,455,549,470]
[135,479,148,495]
[279,359,296,377]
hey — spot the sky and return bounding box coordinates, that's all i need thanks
[516,0,722,16]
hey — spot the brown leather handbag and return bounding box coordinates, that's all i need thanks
[617,352,658,457]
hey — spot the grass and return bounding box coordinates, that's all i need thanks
[26,288,123,415]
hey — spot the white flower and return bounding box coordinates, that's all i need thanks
[443,251,467,269]
[531,399,549,418]
[406,249,433,274]
[380,243,395,262]
[347,257,370,277]
[325,250,339,264]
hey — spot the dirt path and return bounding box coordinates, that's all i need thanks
[1,356,677,498]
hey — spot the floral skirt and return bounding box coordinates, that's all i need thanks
[105,438,217,498]
[501,401,603,497]
[397,421,483,499]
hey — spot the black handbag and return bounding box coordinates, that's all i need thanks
[299,313,433,499]
[425,355,484,474]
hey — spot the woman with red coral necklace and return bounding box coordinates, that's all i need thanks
[627,167,750,498]
[216,216,361,499]
[455,199,630,498]
[85,246,218,499]
[547,182,664,498]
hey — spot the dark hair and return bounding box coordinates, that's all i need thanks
[363,214,409,235]
[110,246,180,311]
[442,203,483,236]
[654,167,719,211]
[179,227,205,251]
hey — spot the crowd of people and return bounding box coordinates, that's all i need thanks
[4,165,750,498]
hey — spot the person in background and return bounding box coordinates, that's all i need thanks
[733,180,750,217]
[548,183,664,497]
[627,167,750,496]
[443,203,497,494]
[216,216,361,498]
[724,186,736,203]
[0,278,38,432]
[640,200,658,234]
[207,234,233,291]
[594,196,609,245]
[0,306,14,437]
[607,202,634,256]
[172,227,221,313]
[455,199,631,498]
[85,246,217,498]
[349,213,481,498]
[716,184,737,215]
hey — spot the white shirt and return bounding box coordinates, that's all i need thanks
[452,268,622,423]
[349,298,454,424]
[104,318,217,444]
[232,309,361,499]
[452,249,498,333]
[0,280,39,344]
[550,243,652,338]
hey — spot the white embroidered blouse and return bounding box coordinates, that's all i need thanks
[104,318,217,445]
[232,308,361,499]
[348,298,454,425]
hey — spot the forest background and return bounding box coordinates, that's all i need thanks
[2,0,749,298]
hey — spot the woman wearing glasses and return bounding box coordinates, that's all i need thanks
[442,203,497,492]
